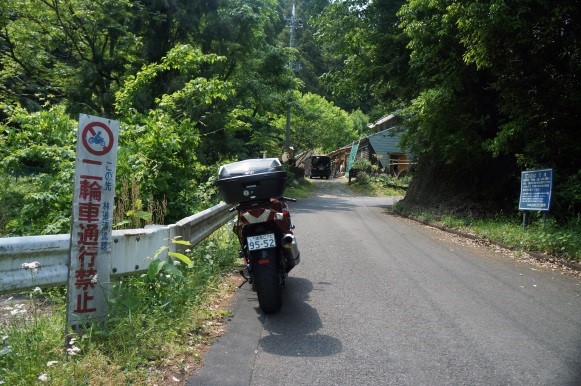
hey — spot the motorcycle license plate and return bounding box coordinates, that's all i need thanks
[247,233,276,251]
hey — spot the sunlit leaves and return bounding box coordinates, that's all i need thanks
[0,0,141,114]
[271,91,359,154]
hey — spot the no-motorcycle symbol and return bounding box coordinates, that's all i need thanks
[81,121,114,156]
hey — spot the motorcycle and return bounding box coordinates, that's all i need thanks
[216,158,301,313]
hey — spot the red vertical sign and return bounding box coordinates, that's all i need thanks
[67,115,119,332]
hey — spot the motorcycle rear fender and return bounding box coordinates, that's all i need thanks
[249,248,276,265]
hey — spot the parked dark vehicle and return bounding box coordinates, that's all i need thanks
[310,155,331,179]
[216,158,300,313]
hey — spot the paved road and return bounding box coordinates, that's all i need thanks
[188,181,581,385]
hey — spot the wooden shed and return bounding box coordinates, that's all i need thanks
[356,127,413,175]
[327,114,414,177]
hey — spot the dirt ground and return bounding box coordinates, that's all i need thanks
[307,175,366,196]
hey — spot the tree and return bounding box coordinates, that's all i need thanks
[0,0,141,116]
[114,44,234,221]
[451,0,581,216]
[313,0,412,115]
[272,91,359,154]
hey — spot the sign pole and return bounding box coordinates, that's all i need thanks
[66,114,119,338]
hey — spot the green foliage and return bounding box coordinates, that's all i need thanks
[313,0,578,221]
[0,104,76,174]
[451,1,580,167]
[115,44,231,116]
[0,177,25,235]
[274,91,359,154]
[0,104,76,235]
[399,86,488,169]
[0,0,141,115]
[555,170,581,215]
[349,109,371,137]
[113,44,235,221]
[314,0,412,112]
[0,0,365,235]
[352,158,374,174]
[349,173,408,197]
[1,0,578,233]
[284,176,315,199]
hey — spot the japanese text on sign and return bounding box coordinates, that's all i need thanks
[67,115,119,331]
[518,169,553,211]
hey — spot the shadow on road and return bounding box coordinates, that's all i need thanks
[256,277,342,357]
[291,196,358,214]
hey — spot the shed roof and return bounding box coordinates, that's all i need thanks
[366,127,408,168]
[367,114,399,132]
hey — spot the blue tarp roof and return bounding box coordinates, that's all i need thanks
[366,127,410,168]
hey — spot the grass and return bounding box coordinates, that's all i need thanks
[285,176,316,199]
[348,173,408,197]
[394,203,581,262]
[0,225,241,385]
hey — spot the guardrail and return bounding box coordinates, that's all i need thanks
[0,202,235,294]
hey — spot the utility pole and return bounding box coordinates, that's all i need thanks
[285,1,300,149]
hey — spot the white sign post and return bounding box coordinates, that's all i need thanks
[66,115,119,334]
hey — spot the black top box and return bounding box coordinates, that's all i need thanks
[216,158,287,204]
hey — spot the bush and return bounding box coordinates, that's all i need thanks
[352,158,373,173]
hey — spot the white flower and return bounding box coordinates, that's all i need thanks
[90,274,98,284]
[38,374,49,382]
[46,360,59,367]
[33,287,42,294]
[67,345,81,356]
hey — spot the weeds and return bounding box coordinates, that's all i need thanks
[285,177,315,199]
[113,177,168,229]
[394,202,581,262]
[349,173,408,196]
[0,225,239,385]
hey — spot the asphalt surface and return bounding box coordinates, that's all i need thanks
[188,179,581,386]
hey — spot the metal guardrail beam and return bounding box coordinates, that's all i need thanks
[0,202,234,294]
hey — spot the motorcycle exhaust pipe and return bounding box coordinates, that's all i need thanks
[281,233,300,271]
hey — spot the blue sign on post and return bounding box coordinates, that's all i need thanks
[518,169,553,211]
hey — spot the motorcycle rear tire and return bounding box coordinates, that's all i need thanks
[251,249,282,314]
